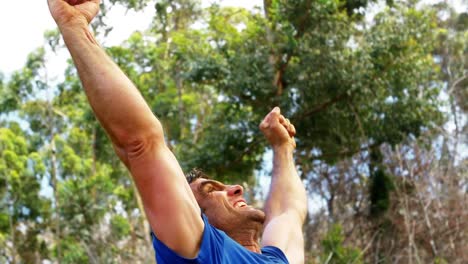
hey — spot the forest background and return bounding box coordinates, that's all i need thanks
[0,0,466,263]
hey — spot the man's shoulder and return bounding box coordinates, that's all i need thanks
[260,246,290,263]
[151,215,289,263]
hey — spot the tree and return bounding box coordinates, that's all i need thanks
[1,0,464,262]
[0,124,49,263]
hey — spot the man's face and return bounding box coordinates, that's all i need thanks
[190,178,265,232]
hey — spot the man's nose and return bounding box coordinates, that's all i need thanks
[227,185,243,196]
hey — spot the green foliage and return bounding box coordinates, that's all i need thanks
[321,224,363,264]
[434,257,449,264]
[369,167,394,217]
[58,168,114,238]
[0,213,8,233]
[0,125,51,261]
[0,0,462,262]
[183,0,444,167]
[44,29,61,52]
[59,238,89,264]
[0,128,48,220]
[110,215,131,238]
[177,103,265,181]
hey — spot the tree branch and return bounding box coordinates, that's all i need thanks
[295,92,349,121]
[308,142,380,161]
[448,74,467,95]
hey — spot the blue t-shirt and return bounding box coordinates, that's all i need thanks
[151,215,289,263]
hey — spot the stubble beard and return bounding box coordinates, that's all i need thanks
[223,208,265,248]
[244,207,266,225]
[212,207,266,235]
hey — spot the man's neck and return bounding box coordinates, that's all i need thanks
[225,222,262,253]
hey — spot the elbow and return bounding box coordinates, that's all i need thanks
[293,198,308,223]
[289,189,308,223]
[297,186,308,222]
[266,197,308,223]
[298,202,308,223]
[116,119,166,157]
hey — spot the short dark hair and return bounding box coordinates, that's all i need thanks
[185,168,207,184]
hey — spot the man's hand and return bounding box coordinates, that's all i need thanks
[48,0,100,28]
[259,107,296,149]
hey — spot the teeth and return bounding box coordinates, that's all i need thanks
[236,202,247,208]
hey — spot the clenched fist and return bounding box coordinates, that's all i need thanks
[48,0,100,28]
[259,107,296,149]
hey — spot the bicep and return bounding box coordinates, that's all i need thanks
[123,140,204,258]
[261,212,305,264]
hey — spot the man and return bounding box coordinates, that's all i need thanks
[47,0,307,263]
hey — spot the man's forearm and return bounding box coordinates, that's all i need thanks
[264,146,307,221]
[59,24,163,148]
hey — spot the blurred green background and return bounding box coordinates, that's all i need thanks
[0,0,466,263]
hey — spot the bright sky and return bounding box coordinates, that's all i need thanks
[0,0,262,78]
[1,0,463,78]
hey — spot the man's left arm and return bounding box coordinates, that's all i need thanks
[260,107,308,264]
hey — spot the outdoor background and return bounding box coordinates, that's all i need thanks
[0,0,466,263]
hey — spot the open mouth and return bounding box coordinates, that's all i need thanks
[234,201,248,208]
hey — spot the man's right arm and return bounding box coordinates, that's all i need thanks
[259,108,307,264]
[47,0,204,258]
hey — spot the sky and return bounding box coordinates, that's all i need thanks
[0,0,263,78]
[0,0,464,78]
[0,1,58,76]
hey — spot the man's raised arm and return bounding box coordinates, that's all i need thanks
[47,0,204,258]
[259,107,308,264]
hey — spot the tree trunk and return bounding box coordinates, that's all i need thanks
[50,137,61,263]
[7,186,16,264]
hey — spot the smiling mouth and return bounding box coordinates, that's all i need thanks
[234,201,248,208]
